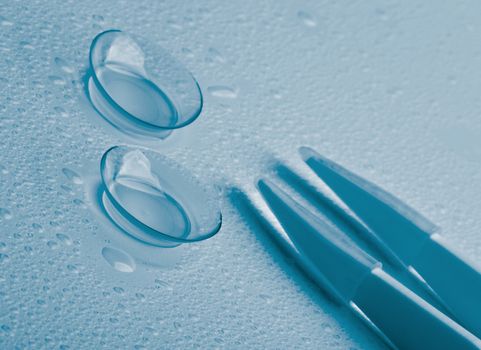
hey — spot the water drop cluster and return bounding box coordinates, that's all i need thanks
[0,0,480,349]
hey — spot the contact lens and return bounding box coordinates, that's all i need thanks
[88,30,203,138]
[100,146,221,247]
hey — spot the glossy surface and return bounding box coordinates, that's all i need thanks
[101,146,221,246]
[88,30,203,137]
[1,1,481,349]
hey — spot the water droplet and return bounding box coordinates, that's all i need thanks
[259,293,273,304]
[154,279,171,289]
[0,208,12,220]
[181,47,194,58]
[73,198,86,208]
[48,75,66,86]
[0,253,9,263]
[32,223,43,232]
[206,47,225,64]
[92,14,104,23]
[54,106,69,118]
[297,10,317,27]
[67,264,78,272]
[20,41,34,50]
[62,168,83,185]
[0,16,13,26]
[54,57,75,74]
[47,241,59,249]
[207,85,238,99]
[270,89,282,100]
[56,233,72,245]
[113,286,124,294]
[101,247,135,273]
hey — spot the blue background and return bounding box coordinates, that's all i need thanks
[0,0,480,348]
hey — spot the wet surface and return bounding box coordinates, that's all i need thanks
[1,0,481,349]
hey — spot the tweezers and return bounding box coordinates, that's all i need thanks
[234,147,481,349]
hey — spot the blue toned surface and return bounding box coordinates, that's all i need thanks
[0,1,481,349]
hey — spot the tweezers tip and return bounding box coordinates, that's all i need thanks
[298,146,317,160]
[299,146,339,170]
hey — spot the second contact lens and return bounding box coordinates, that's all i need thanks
[100,146,222,247]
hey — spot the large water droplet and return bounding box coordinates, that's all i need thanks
[207,85,238,99]
[102,247,135,272]
[87,30,203,137]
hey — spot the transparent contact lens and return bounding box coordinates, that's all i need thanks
[87,30,203,138]
[100,146,222,247]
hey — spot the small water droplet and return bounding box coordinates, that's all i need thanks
[297,10,317,27]
[47,241,58,249]
[270,89,282,100]
[181,47,194,58]
[20,41,34,50]
[54,57,75,74]
[48,75,66,86]
[54,106,69,118]
[32,223,43,232]
[207,85,238,99]
[73,198,86,208]
[0,208,12,220]
[92,14,105,23]
[0,16,13,26]
[67,264,78,272]
[62,168,83,185]
[259,293,273,304]
[206,47,225,64]
[113,286,124,294]
[56,233,72,245]
[101,247,136,273]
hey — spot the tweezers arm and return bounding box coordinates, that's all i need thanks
[352,268,481,350]
[410,234,481,338]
